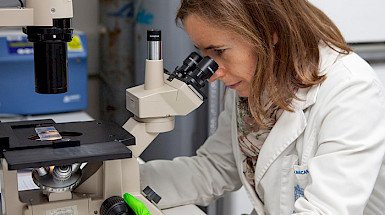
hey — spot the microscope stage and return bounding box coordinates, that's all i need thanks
[0,119,135,170]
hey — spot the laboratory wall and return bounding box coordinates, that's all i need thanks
[74,0,136,124]
[72,0,101,119]
[309,0,385,43]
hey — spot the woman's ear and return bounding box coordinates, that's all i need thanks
[273,32,279,45]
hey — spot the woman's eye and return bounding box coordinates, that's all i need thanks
[214,49,225,56]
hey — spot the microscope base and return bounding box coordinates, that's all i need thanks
[0,157,166,215]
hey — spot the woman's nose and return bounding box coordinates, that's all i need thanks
[208,68,225,82]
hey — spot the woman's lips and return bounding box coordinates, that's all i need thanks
[228,81,241,89]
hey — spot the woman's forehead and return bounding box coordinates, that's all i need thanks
[184,14,240,47]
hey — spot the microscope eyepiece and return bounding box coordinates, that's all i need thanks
[185,56,219,89]
[147,29,161,41]
[183,52,202,71]
[168,52,203,81]
[167,52,218,90]
[147,30,162,60]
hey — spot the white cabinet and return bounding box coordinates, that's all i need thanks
[309,0,385,43]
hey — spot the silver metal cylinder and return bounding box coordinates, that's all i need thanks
[71,163,81,173]
[147,41,161,60]
[35,167,48,177]
[147,29,162,60]
[53,165,72,181]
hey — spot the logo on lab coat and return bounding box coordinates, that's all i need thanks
[295,170,309,175]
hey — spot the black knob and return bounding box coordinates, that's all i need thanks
[100,196,135,215]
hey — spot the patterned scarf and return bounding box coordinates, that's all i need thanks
[236,96,283,188]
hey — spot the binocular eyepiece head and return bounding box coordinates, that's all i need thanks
[185,55,218,89]
[170,52,218,90]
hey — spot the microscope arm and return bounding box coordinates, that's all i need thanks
[0,8,33,26]
[0,0,73,26]
[123,74,204,158]
[123,118,160,158]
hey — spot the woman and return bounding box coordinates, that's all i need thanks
[141,0,385,214]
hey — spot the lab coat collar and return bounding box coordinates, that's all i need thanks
[253,43,342,188]
[318,41,343,76]
[293,42,342,111]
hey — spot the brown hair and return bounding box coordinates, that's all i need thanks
[176,0,352,127]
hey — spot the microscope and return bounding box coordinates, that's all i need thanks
[122,30,218,213]
[0,1,218,212]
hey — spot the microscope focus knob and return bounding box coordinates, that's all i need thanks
[100,196,135,215]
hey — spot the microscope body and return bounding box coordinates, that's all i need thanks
[122,30,217,215]
[123,30,217,159]
[127,73,203,119]
[122,57,210,215]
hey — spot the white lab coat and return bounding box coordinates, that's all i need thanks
[140,43,385,214]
